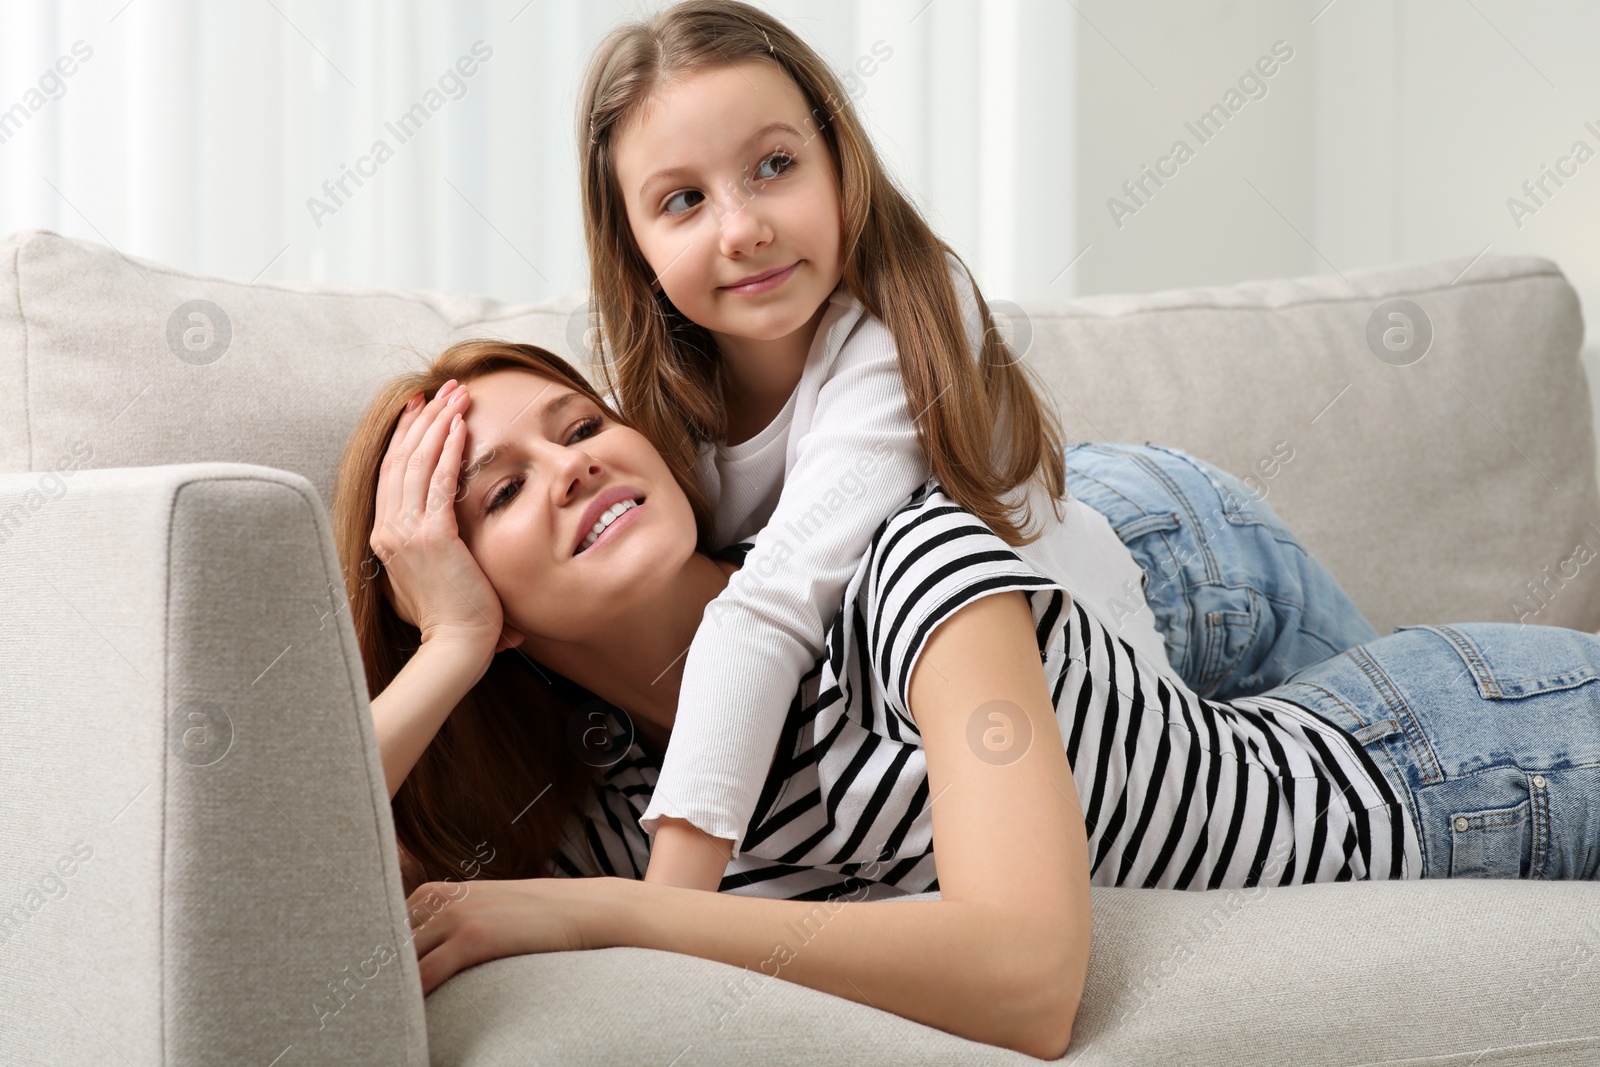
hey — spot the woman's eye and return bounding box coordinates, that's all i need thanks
[754,152,794,181]
[483,418,599,515]
[662,189,704,215]
[486,478,520,514]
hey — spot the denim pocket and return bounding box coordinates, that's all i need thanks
[1395,624,1600,700]
[1197,591,1267,697]
[1447,798,1534,878]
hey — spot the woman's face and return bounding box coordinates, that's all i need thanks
[448,368,699,643]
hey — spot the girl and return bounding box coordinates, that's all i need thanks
[335,342,1600,1057]
[576,0,1162,889]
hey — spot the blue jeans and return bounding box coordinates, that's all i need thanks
[1065,443,1379,700]
[1266,624,1600,879]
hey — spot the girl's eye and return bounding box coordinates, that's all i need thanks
[663,189,705,215]
[754,152,794,181]
[483,417,601,515]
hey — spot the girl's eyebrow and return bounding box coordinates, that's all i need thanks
[636,120,804,199]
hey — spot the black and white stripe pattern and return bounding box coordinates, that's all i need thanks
[551,485,1420,896]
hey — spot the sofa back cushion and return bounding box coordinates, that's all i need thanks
[1016,253,1598,635]
[2,229,1594,634]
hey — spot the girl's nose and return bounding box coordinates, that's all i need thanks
[714,184,772,256]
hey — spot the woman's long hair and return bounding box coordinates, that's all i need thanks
[331,340,621,889]
[578,0,1066,547]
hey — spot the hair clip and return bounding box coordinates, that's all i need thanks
[762,29,775,55]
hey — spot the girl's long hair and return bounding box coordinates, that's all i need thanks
[331,340,617,890]
[578,0,1066,547]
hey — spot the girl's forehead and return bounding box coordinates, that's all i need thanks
[624,60,808,140]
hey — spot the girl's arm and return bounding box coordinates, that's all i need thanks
[639,309,930,883]
[644,815,733,887]
[409,589,1092,1058]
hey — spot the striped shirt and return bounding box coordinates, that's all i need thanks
[550,485,1421,898]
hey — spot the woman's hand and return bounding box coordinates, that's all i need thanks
[406,877,622,995]
[370,380,522,655]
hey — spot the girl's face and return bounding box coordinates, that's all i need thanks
[611,59,845,349]
[448,369,700,643]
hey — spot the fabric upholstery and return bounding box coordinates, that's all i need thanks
[426,882,1600,1065]
[2,228,1596,1064]
[3,231,1594,638]
[1022,255,1599,638]
[0,463,428,1065]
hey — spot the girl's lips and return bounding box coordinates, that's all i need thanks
[576,500,644,556]
[720,260,800,295]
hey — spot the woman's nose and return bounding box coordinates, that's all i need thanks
[547,444,600,503]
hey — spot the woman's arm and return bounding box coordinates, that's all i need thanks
[410,589,1090,1058]
[370,635,490,800]
[365,381,519,800]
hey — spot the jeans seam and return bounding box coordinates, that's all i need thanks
[1459,806,1527,829]
[1350,645,1445,786]
[1431,624,1502,698]
[1063,466,1153,521]
[1123,450,1226,585]
[1530,774,1551,878]
[1283,680,1429,873]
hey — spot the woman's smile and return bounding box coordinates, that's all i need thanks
[576,497,646,555]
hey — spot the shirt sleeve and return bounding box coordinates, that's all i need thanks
[638,311,931,856]
[861,490,1067,736]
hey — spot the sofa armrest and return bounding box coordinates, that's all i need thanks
[0,463,427,1066]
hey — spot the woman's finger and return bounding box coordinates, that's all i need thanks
[397,379,457,463]
[430,409,467,521]
[402,386,467,525]
[374,393,425,520]
[416,933,477,996]
[382,382,456,524]
[375,388,438,532]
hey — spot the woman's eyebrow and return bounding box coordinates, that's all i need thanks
[459,390,586,480]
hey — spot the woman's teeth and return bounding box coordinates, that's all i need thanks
[579,499,639,552]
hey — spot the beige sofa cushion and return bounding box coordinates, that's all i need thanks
[0,229,580,514]
[2,229,1594,636]
[423,881,1600,1065]
[1019,253,1599,636]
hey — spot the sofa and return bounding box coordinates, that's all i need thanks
[2,228,1597,1065]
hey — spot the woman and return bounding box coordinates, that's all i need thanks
[332,341,1599,1058]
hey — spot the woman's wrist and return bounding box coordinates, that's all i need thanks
[576,876,648,951]
[419,622,497,656]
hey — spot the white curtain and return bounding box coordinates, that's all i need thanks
[0,0,1076,305]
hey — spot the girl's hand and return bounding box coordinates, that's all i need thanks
[406,878,618,995]
[369,380,522,655]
